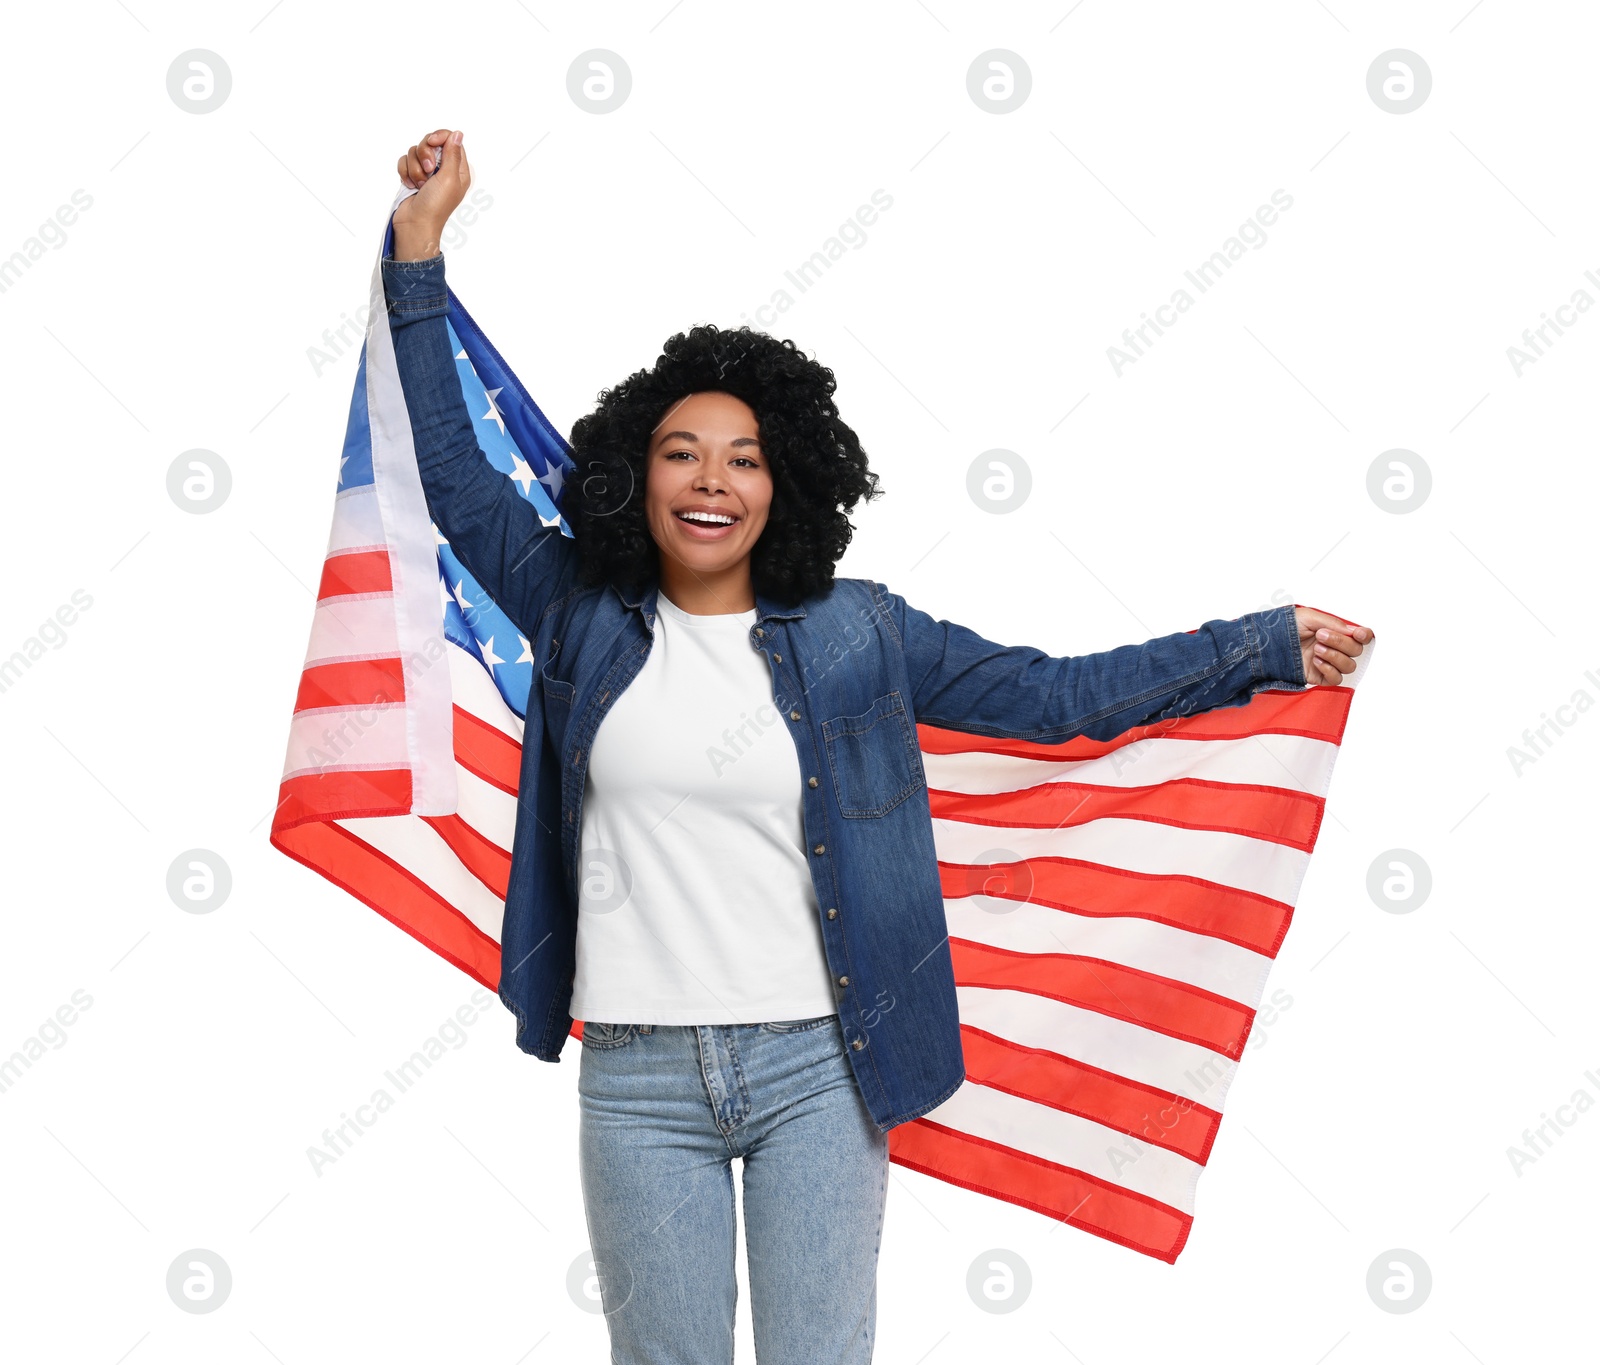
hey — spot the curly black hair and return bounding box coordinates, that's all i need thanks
[561,324,882,606]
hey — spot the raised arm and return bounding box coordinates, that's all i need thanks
[384,128,577,636]
[872,583,1309,744]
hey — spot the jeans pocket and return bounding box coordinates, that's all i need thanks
[581,1020,638,1049]
[758,1014,837,1034]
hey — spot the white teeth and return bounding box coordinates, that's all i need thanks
[677,510,736,525]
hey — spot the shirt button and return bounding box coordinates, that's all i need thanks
[808,776,818,788]
[812,843,826,855]
[773,652,783,663]
[837,974,849,986]
[790,709,801,721]
[755,627,764,637]
[826,907,837,919]
[851,1038,864,1050]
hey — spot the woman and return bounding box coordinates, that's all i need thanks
[385,128,1371,1364]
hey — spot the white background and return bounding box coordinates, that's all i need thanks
[1,1,1594,1361]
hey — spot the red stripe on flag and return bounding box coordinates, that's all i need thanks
[889,1117,1192,1263]
[959,1025,1222,1164]
[950,938,1254,1059]
[294,657,407,713]
[317,548,393,600]
[939,856,1293,958]
[916,686,1353,759]
[273,768,413,830]
[929,776,1324,852]
[268,818,501,990]
[452,705,521,795]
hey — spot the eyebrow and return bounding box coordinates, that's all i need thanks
[653,429,762,449]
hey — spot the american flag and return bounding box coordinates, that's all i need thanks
[272,216,1373,1264]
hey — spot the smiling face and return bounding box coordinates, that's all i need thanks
[643,390,773,603]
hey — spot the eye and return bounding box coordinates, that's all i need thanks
[664,450,760,467]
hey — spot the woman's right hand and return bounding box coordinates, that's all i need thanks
[391,128,471,257]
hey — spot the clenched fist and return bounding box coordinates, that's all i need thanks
[1292,607,1373,686]
[391,128,472,260]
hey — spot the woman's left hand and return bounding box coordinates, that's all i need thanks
[1292,607,1373,686]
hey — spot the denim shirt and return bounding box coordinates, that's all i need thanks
[379,250,1308,1132]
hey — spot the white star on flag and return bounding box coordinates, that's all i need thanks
[481,386,507,436]
[509,454,539,497]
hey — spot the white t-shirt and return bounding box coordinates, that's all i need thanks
[566,589,840,1025]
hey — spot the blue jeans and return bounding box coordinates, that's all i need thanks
[577,1014,890,1363]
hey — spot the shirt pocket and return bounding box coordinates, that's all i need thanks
[540,637,576,742]
[822,689,925,819]
[542,674,575,735]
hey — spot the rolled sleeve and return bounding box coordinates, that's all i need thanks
[1247,603,1308,693]
[381,252,449,319]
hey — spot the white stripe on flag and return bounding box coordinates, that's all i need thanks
[302,597,401,669]
[922,1078,1204,1212]
[326,484,387,553]
[923,732,1338,796]
[283,703,410,779]
[337,813,506,941]
[452,760,517,851]
[932,815,1309,905]
[954,986,1241,1104]
[945,897,1273,1002]
[362,253,457,815]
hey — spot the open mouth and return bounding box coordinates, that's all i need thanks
[673,509,741,537]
